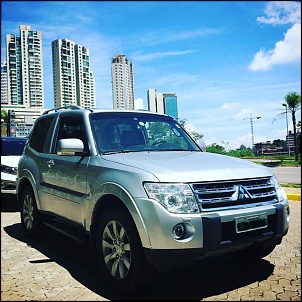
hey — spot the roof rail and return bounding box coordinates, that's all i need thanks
[42,105,82,115]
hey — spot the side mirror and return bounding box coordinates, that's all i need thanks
[57,138,84,155]
[197,139,206,152]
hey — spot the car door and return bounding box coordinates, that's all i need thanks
[43,115,89,224]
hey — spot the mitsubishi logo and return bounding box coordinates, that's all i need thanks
[238,186,251,200]
[231,185,251,201]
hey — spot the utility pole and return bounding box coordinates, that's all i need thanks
[8,110,16,137]
[282,103,290,157]
[243,114,261,149]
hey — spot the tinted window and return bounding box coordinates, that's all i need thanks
[54,115,89,154]
[1,138,27,155]
[29,116,56,153]
[90,112,199,153]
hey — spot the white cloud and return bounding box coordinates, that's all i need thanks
[221,102,239,110]
[135,28,221,46]
[134,98,144,110]
[257,1,301,25]
[132,50,198,62]
[234,109,255,120]
[248,23,301,71]
[184,123,199,133]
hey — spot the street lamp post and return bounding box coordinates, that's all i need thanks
[282,103,290,156]
[243,113,261,149]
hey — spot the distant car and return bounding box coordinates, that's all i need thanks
[1,136,27,193]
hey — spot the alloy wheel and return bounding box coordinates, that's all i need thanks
[102,220,131,279]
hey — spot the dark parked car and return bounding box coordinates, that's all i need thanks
[1,136,27,193]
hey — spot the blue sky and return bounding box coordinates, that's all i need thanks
[1,1,301,150]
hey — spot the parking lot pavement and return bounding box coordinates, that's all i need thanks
[1,195,301,301]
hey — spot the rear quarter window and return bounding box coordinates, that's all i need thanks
[29,116,56,153]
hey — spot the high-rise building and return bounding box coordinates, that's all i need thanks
[90,71,96,108]
[111,54,134,109]
[52,39,96,109]
[147,88,178,119]
[1,62,8,104]
[286,130,296,154]
[164,93,178,119]
[5,25,44,108]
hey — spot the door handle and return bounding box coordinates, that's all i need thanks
[47,159,54,167]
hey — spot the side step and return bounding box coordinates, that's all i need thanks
[43,217,90,245]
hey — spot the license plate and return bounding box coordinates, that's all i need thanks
[235,213,267,233]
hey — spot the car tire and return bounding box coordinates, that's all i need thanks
[96,206,157,293]
[20,186,44,239]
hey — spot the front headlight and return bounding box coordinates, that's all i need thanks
[144,183,199,213]
[271,176,287,202]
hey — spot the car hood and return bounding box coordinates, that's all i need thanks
[1,156,21,168]
[102,151,273,182]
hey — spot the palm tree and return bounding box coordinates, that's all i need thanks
[285,92,301,161]
[273,92,301,161]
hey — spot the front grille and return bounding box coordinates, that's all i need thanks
[191,177,278,211]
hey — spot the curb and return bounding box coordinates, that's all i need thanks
[286,193,301,201]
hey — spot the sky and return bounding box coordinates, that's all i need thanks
[1,1,301,150]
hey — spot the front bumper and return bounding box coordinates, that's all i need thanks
[144,230,287,272]
[134,198,290,270]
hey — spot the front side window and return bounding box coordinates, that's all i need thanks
[54,115,89,154]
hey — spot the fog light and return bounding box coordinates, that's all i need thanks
[172,223,185,240]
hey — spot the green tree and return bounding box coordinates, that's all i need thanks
[284,92,301,161]
[1,109,9,136]
[178,118,203,141]
[273,92,301,161]
[206,143,227,154]
[239,144,247,150]
[189,131,203,141]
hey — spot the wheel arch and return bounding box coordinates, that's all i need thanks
[89,183,152,251]
[17,175,38,210]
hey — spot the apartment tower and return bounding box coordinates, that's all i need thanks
[147,88,178,119]
[6,25,44,108]
[52,39,96,109]
[111,54,134,109]
[1,62,8,104]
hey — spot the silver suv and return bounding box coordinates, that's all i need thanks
[16,106,290,293]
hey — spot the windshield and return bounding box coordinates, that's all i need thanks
[90,112,200,154]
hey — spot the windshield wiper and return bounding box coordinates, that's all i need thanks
[102,150,141,155]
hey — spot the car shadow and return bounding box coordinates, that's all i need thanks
[3,225,275,300]
[1,193,19,212]
[2,194,275,300]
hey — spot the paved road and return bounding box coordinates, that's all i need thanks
[269,167,301,185]
[1,194,301,301]
[245,159,300,185]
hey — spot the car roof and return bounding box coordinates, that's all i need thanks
[41,105,168,117]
